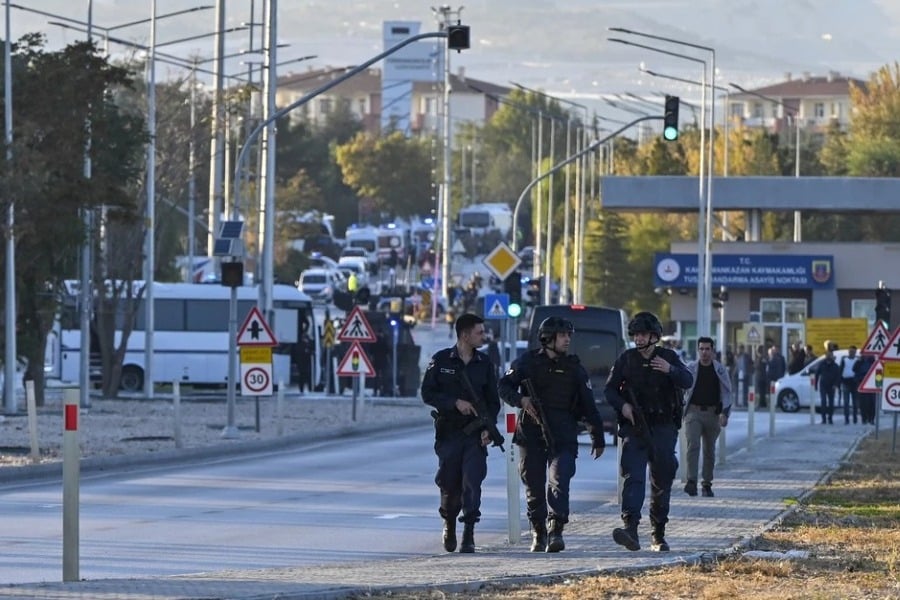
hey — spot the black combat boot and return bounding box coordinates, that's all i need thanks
[701,483,714,497]
[684,480,698,496]
[442,519,457,552]
[546,519,565,553]
[530,521,548,552]
[650,525,670,552]
[612,519,640,551]
[459,522,476,553]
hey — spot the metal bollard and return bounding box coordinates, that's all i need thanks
[769,382,777,437]
[809,373,817,425]
[173,381,183,449]
[276,380,285,437]
[63,387,80,582]
[504,403,520,544]
[718,415,727,466]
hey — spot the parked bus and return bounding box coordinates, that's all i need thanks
[50,281,320,392]
[527,304,629,432]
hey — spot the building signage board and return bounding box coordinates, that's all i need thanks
[654,253,835,289]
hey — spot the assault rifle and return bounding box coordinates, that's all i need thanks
[521,378,556,454]
[459,370,506,453]
[624,387,656,463]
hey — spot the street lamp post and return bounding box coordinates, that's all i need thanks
[730,83,802,242]
[608,36,712,337]
[610,27,718,341]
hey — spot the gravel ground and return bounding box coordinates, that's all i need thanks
[0,387,428,469]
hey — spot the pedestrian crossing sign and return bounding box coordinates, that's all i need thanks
[861,321,890,356]
[337,306,377,343]
[483,293,509,320]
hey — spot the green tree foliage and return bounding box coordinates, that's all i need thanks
[0,36,145,401]
[581,211,632,309]
[334,131,435,218]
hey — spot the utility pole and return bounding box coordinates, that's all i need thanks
[258,0,277,323]
[433,5,462,301]
[207,0,226,262]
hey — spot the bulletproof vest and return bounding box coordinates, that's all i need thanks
[531,353,578,411]
[623,348,677,419]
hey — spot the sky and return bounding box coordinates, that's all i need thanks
[7,1,900,118]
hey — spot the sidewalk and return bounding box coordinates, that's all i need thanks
[0,420,872,600]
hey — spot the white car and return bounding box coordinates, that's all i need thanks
[774,350,849,412]
[298,267,343,303]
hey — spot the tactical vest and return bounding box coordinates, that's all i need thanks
[530,353,579,412]
[623,348,678,422]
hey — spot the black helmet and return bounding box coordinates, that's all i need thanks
[538,316,575,346]
[627,311,663,338]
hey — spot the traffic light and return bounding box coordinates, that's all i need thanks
[875,287,891,327]
[504,272,522,317]
[355,286,371,306]
[712,287,729,309]
[525,277,541,307]
[446,24,470,51]
[663,95,679,141]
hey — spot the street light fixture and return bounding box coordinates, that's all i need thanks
[608,35,713,338]
[730,82,803,242]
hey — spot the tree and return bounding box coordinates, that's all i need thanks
[335,131,435,218]
[0,36,146,403]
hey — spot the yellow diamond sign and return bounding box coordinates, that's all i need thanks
[483,242,522,281]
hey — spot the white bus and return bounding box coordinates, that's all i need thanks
[50,282,320,392]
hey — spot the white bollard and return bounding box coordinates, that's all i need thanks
[718,417,727,466]
[172,381,182,449]
[276,380,285,437]
[62,387,80,582]
[678,426,687,483]
[26,381,40,464]
[747,389,756,449]
[504,404,520,545]
[769,382,777,437]
[809,374,817,425]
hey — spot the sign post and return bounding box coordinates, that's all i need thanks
[235,307,278,437]
[337,306,377,420]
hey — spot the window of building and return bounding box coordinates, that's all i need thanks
[760,298,807,352]
[831,102,841,118]
[752,102,763,118]
[730,102,744,119]
[851,299,876,328]
[425,97,438,116]
[814,102,825,118]
[358,98,367,115]
[319,98,332,115]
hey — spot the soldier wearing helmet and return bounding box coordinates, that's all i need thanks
[604,311,692,553]
[498,316,606,553]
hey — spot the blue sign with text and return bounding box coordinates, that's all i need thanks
[654,253,834,289]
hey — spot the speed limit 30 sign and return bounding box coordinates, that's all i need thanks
[880,361,900,412]
[240,346,273,396]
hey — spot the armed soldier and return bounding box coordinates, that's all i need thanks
[421,313,502,553]
[498,317,605,553]
[605,311,692,552]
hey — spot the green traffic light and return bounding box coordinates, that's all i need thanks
[663,126,678,141]
[507,303,522,318]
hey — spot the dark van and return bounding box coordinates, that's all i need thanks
[527,304,628,432]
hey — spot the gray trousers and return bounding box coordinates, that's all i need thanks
[683,405,721,486]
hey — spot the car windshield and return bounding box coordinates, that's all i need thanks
[302,274,327,284]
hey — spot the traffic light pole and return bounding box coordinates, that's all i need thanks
[511,115,663,252]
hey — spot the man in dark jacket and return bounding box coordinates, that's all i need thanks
[815,349,842,425]
[421,313,501,554]
[498,317,605,553]
[605,312,693,553]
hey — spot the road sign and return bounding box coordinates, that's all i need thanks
[337,306,377,343]
[861,321,890,356]
[878,327,900,361]
[322,318,337,349]
[858,360,883,393]
[483,293,509,320]
[805,318,867,355]
[240,363,272,396]
[882,362,900,411]
[237,307,278,346]
[482,242,521,281]
[240,346,272,363]
[336,341,376,377]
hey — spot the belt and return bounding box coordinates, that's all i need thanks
[689,404,716,411]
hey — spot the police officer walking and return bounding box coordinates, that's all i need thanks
[605,311,692,552]
[498,317,605,553]
[421,313,501,553]
[683,336,732,498]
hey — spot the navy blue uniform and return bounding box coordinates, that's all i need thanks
[498,349,605,526]
[605,346,692,529]
[421,346,501,525]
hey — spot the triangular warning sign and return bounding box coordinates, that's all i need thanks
[878,327,900,362]
[337,306,377,343]
[488,299,506,317]
[858,359,883,393]
[237,307,278,346]
[862,321,890,356]
[336,341,376,377]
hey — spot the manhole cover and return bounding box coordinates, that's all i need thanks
[119,436,174,442]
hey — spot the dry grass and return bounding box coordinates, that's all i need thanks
[352,433,900,599]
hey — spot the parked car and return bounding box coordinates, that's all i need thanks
[774,350,849,412]
[297,268,343,304]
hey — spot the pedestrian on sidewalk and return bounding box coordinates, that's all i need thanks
[604,311,693,553]
[421,313,501,554]
[498,317,605,553]
[682,336,732,498]
[853,353,877,424]
[814,348,841,425]
[839,346,860,424]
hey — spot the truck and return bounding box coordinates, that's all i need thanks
[344,224,379,273]
[456,202,513,239]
